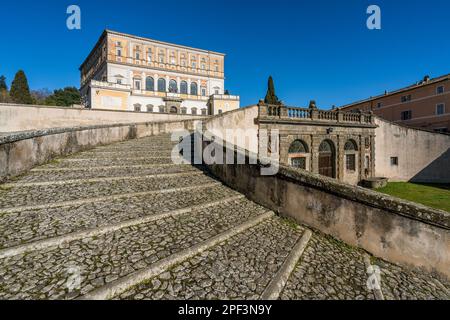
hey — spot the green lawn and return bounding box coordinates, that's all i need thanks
[376,182,450,212]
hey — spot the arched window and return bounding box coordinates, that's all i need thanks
[158,105,165,113]
[169,80,178,93]
[146,77,154,91]
[191,107,198,115]
[170,106,178,114]
[201,109,208,116]
[319,140,333,153]
[181,107,187,114]
[344,140,358,151]
[288,140,309,170]
[180,81,188,94]
[344,139,358,171]
[190,82,198,95]
[134,104,141,112]
[288,140,309,154]
[158,78,166,92]
[146,104,153,113]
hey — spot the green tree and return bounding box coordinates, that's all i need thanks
[0,75,8,103]
[264,76,281,105]
[45,87,81,107]
[0,75,7,91]
[9,70,33,104]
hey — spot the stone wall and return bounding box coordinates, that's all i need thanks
[374,117,450,182]
[0,119,200,182]
[0,103,206,133]
[203,105,259,153]
[201,136,450,279]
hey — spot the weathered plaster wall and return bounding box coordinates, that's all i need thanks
[0,103,206,133]
[0,120,200,182]
[203,138,450,279]
[203,105,259,153]
[375,117,450,182]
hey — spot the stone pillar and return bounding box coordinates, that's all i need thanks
[166,76,170,92]
[154,74,158,93]
[280,105,288,118]
[176,76,181,93]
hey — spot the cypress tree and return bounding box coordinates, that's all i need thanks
[0,75,7,91]
[0,75,8,103]
[10,70,33,104]
[264,76,281,105]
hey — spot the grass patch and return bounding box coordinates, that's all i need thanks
[376,182,450,212]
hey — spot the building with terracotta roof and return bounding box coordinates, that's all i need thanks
[339,74,450,133]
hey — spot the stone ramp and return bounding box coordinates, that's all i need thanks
[0,134,448,300]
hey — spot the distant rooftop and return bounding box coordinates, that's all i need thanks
[339,73,450,110]
[106,29,226,56]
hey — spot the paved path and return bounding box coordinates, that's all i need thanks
[0,134,448,300]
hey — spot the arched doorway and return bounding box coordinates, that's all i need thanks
[318,140,336,178]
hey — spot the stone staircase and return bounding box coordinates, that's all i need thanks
[0,134,448,300]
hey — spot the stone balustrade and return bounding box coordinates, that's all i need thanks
[259,103,374,125]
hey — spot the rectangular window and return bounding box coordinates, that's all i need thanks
[346,154,356,171]
[376,102,382,108]
[436,103,445,115]
[135,52,140,60]
[437,86,444,94]
[401,110,412,120]
[116,79,122,85]
[401,95,412,103]
[116,49,122,57]
[390,157,398,166]
[201,88,206,96]
[291,157,306,170]
[134,80,141,90]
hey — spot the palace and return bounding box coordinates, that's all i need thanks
[79,30,240,115]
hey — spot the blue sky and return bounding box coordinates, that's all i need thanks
[0,0,448,108]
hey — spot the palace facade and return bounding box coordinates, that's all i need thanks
[79,30,240,115]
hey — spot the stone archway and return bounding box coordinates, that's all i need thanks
[170,106,178,114]
[318,140,336,178]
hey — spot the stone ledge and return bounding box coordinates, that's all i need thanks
[0,119,199,145]
[277,165,450,230]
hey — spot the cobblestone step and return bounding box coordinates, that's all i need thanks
[280,233,374,300]
[40,157,177,168]
[71,150,177,159]
[0,172,215,210]
[374,258,450,299]
[116,217,305,300]
[0,185,243,250]
[19,165,199,183]
[0,200,271,300]
[279,232,450,300]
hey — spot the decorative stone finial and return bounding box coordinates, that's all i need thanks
[309,100,317,109]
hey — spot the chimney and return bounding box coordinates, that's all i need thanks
[423,75,430,83]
